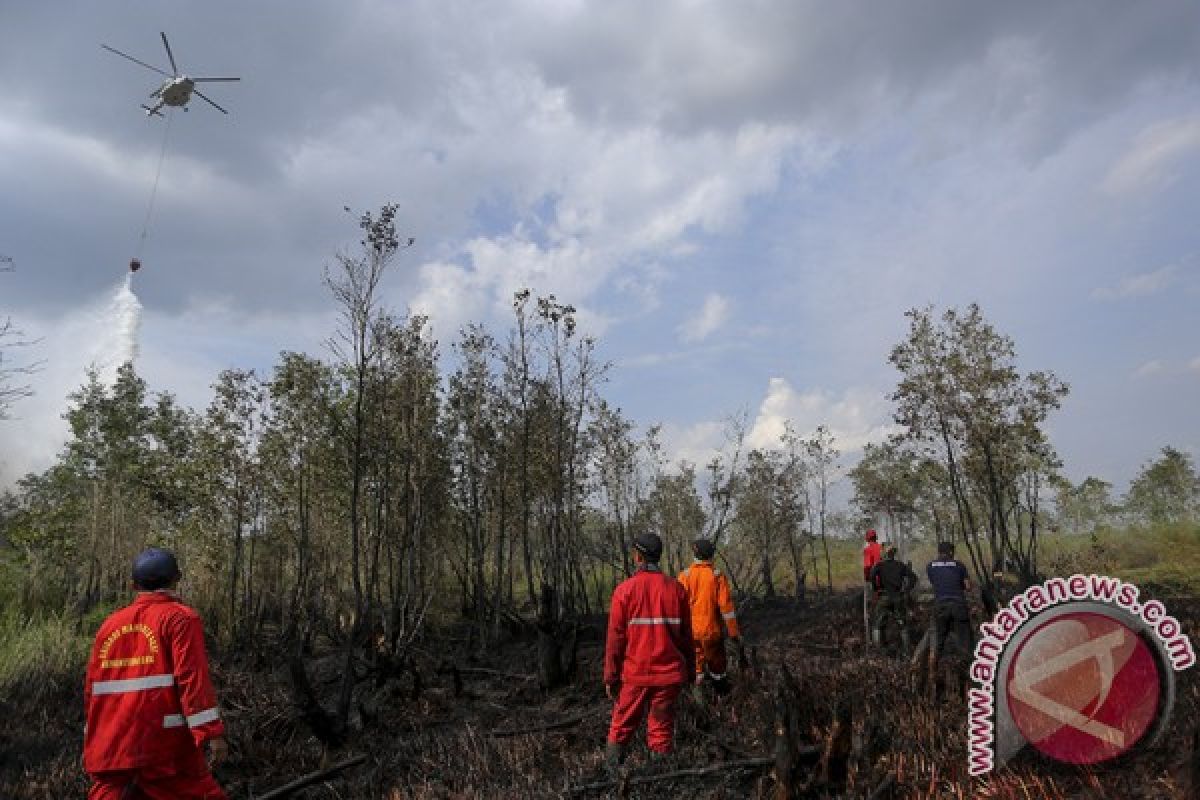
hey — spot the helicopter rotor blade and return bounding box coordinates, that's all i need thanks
[192,77,241,82]
[160,32,179,75]
[101,44,171,77]
[193,89,229,115]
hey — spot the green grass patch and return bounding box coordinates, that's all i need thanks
[0,609,102,702]
[781,522,1200,593]
[1040,521,1200,590]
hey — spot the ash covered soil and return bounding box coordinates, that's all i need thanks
[3,590,1198,799]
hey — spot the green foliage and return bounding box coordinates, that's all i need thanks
[1125,446,1199,524]
[1053,475,1115,533]
[1039,521,1200,590]
[0,610,97,702]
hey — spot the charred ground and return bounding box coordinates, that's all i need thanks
[3,589,1198,799]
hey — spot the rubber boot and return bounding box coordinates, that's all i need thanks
[648,749,672,769]
[871,626,882,647]
[900,626,912,655]
[604,742,625,779]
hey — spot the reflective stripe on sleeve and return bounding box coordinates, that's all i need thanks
[164,708,219,728]
[722,611,737,620]
[91,674,175,695]
[187,708,220,727]
[628,617,681,625]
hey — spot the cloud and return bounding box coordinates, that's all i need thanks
[1090,265,1177,300]
[1102,116,1200,195]
[746,378,895,454]
[659,419,727,469]
[3,1,1200,495]
[677,293,731,343]
[1133,359,1165,377]
[659,378,895,468]
[1127,357,1200,378]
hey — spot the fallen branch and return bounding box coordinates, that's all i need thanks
[568,757,785,794]
[866,772,896,800]
[489,710,597,738]
[456,666,534,681]
[254,754,367,800]
[694,727,754,760]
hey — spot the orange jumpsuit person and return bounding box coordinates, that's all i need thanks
[84,548,228,800]
[677,538,739,693]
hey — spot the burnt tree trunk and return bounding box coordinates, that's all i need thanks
[771,664,808,799]
[537,584,567,689]
[287,654,342,748]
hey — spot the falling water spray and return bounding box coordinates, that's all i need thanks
[102,273,142,381]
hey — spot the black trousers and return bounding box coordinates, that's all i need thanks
[932,598,972,656]
[873,592,908,631]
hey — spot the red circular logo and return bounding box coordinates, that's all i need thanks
[1005,611,1161,765]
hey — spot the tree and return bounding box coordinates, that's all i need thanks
[196,369,265,642]
[323,204,412,731]
[645,461,706,578]
[889,304,1068,590]
[0,256,39,419]
[446,324,504,644]
[804,425,839,591]
[1052,475,1114,533]
[1125,447,1198,524]
[849,440,920,561]
[258,352,339,644]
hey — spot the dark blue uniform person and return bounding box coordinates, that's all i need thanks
[926,541,973,658]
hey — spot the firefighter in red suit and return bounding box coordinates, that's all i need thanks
[862,529,883,581]
[603,533,695,774]
[84,548,229,800]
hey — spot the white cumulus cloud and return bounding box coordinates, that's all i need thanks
[677,293,731,343]
[659,378,895,469]
[746,378,895,454]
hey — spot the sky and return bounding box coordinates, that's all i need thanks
[1,1,1198,492]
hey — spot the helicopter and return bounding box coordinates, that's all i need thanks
[102,32,239,116]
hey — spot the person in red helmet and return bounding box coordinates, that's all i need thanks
[862,530,883,581]
[604,533,694,774]
[861,530,883,638]
[83,548,228,800]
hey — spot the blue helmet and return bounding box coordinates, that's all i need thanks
[633,533,663,562]
[132,547,180,588]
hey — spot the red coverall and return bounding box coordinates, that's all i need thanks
[604,564,695,753]
[677,561,739,680]
[862,540,882,582]
[83,591,227,800]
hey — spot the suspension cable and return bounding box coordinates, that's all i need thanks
[136,109,174,259]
